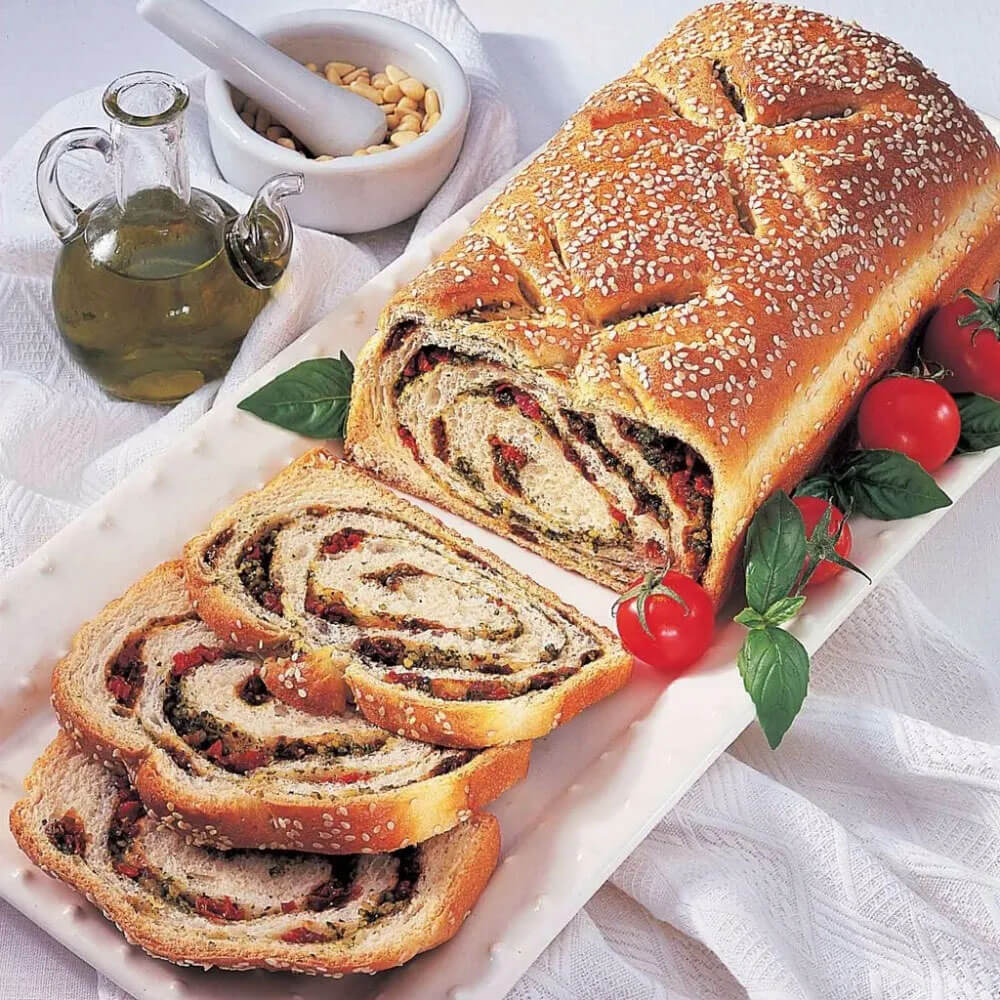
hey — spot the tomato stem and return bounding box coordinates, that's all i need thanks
[958,288,1000,344]
[613,570,689,637]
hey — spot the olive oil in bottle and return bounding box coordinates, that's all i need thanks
[53,190,268,403]
[37,71,301,404]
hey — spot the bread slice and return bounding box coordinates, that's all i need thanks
[10,735,499,976]
[52,561,528,853]
[184,449,632,748]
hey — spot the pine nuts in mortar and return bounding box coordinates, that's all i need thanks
[234,60,442,160]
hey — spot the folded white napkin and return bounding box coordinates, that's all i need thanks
[0,0,517,573]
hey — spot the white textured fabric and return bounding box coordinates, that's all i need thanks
[511,575,1000,1000]
[0,0,516,572]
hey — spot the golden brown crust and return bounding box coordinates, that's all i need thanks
[347,644,634,747]
[346,2,1000,602]
[10,736,500,976]
[131,740,527,854]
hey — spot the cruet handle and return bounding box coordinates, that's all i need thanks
[36,127,114,243]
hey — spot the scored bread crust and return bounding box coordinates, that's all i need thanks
[345,1,1000,603]
[183,449,633,748]
[52,560,529,853]
[10,736,499,976]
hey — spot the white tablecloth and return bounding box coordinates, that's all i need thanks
[3,1,1000,998]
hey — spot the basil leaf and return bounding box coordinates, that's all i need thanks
[238,354,354,439]
[762,594,806,625]
[734,607,769,630]
[737,625,810,749]
[837,449,951,520]
[743,492,806,614]
[954,393,1000,453]
[793,474,835,502]
[735,595,805,630]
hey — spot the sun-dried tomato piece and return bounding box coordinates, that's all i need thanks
[171,645,223,677]
[224,749,269,774]
[106,675,132,703]
[195,895,244,921]
[281,926,330,944]
[115,799,144,824]
[397,425,420,460]
[320,529,366,555]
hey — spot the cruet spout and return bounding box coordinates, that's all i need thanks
[226,171,304,289]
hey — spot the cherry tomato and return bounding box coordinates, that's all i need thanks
[923,291,1000,400]
[613,570,714,674]
[856,375,960,472]
[793,496,852,585]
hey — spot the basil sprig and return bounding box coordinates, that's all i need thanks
[734,491,865,749]
[794,448,950,519]
[238,354,354,438]
[954,393,1000,453]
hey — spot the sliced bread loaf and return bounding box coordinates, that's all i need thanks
[52,561,528,853]
[10,735,499,976]
[184,449,632,747]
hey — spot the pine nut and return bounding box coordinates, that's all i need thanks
[242,98,258,116]
[350,81,383,104]
[398,77,425,102]
[239,110,255,128]
[382,83,403,104]
[269,57,438,159]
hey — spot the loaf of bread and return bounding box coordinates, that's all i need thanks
[51,561,528,854]
[10,736,499,976]
[184,449,631,747]
[346,1,1000,600]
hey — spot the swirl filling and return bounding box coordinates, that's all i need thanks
[199,501,606,707]
[384,335,713,585]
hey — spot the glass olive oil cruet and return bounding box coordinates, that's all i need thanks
[37,71,303,403]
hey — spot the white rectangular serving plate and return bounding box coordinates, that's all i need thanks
[2,113,999,1000]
